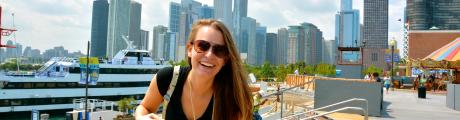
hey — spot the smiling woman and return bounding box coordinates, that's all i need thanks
[135,19,252,120]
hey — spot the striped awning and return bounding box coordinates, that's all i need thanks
[424,37,460,61]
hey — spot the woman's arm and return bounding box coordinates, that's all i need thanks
[135,75,163,120]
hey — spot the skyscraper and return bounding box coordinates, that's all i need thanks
[241,17,256,53]
[363,0,388,70]
[363,0,388,49]
[152,25,168,59]
[5,40,13,58]
[266,33,277,64]
[323,40,337,65]
[166,32,177,61]
[15,42,22,57]
[287,23,324,65]
[107,0,131,59]
[233,0,248,53]
[277,28,289,65]
[340,0,352,11]
[169,2,181,33]
[255,24,267,65]
[23,46,32,57]
[176,0,203,61]
[90,0,109,58]
[140,29,149,50]
[407,0,460,30]
[336,0,360,63]
[200,4,214,19]
[129,1,142,49]
[214,0,233,29]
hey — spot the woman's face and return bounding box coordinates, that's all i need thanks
[188,26,227,78]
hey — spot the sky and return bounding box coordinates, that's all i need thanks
[0,0,406,55]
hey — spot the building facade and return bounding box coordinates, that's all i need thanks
[129,1,142,50]
[287,23,324,65]
[200,5,214,19]
[240,17,256,54]
[169,2,181,33]
[107,0,131,59]
[277,28,289,65]
[335,4,360,63]
[253,25,267,65]
[407,0,460,30]
[152,25,168,60]
[90,0,109,58]
[266,33,277,64]
[214,0,233,29]
[140,29,149,50]
[363,0,388,70]
[409,30,460,59]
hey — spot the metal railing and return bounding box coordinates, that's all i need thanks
[282,98,368,120]
[261,80,315,119]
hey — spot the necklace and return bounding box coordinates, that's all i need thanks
[188,79,196,120]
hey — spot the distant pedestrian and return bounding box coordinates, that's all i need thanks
[384,72,391,94]
[364,73,371,80]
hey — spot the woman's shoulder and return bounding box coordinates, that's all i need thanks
[156,67,174,96]
[156,66,190,96]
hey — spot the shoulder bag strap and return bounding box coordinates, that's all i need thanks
[162,65,181,119]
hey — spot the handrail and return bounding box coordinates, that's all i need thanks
[282,98,368,120]
[261,80,314,99]
[301,107,367,120]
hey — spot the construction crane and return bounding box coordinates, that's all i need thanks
[0,6,17,48]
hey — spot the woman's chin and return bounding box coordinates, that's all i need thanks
[195,64,219,77]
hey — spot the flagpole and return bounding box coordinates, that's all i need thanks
[85,41,90,119]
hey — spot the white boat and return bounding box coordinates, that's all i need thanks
[0,49,169,113]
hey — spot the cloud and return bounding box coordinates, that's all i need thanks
[1,0,91,53]
[0,0,405,55]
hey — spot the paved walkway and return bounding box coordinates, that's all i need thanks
[372,90,460,120]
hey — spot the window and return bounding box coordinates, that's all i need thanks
[47,83,56,88]
[0,100,9,106]
[24,83,32,89]
[372,53,378,61]
[35,83,45,88]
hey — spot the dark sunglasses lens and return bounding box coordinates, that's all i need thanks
[213,46,228,57]
[195,40,210,52]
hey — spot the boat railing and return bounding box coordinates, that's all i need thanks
[73,98,115,112]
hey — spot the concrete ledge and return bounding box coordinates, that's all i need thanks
[314,79,382,116]
[447,84,460,111]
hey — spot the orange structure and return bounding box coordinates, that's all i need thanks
[0,6,17,48]
[285,74,316,91]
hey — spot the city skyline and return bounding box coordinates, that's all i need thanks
[0,0,405,55]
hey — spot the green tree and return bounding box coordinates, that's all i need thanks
[315,63,335,76]
[0,59,43,71]
[363,65,383,75]
[259,61,275,79]
[117,97,136,115]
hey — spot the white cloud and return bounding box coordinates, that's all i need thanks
[0,0,405,55]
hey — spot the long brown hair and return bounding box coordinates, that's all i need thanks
[186,19,252,120]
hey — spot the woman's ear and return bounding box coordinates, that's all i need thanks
[187,43,193,57]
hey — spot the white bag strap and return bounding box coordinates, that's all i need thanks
[162,65,181,118]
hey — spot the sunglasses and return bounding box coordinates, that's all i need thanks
[191,40,228,58]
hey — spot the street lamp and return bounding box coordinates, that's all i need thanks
[389,39,397,90]
[361,41,366,78]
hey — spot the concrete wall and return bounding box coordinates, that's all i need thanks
[336,65,362,79]
[447,84,460,111]
[314,79,382,116]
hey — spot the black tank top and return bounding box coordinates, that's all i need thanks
[156,66,213,120]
